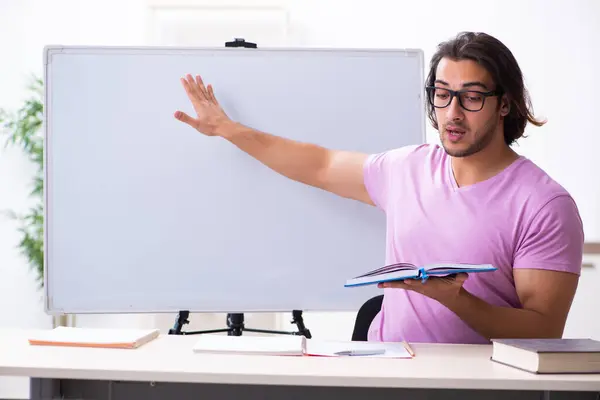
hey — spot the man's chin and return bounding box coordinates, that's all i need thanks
[441,142,478,158]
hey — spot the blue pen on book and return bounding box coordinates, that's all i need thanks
[334,349,386,356]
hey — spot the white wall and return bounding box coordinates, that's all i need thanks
[1,0,599,397]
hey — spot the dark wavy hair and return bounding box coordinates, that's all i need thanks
[425,32,545,146]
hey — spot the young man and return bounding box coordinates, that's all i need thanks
[174,32,584,344]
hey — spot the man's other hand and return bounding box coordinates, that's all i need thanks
[378,273,469,303]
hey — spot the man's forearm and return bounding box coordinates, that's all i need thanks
[442,288,562,341]
[217,121,330,188]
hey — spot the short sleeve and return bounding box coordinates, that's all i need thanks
[363,145,420,211]
[513,195,584,275]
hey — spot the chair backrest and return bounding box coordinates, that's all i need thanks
[351,294,384,341]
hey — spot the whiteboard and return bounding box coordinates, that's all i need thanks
[43,45,425,314]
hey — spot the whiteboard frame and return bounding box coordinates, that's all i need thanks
[42,44,426,314]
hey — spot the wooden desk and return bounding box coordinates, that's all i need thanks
[1,329,599,400]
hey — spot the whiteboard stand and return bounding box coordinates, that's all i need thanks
[168,310,312,338]
[167,38,311,339]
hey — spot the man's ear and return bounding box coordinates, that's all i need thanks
[500,95,510,116]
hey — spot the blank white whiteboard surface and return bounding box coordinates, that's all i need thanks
[43,45,425,314]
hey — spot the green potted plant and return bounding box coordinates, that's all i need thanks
[0,76,44,286]
[0,76,70,327]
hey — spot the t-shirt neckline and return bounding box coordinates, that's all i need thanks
[446,154,527,192]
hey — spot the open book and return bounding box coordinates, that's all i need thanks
[344,262,496,287]
[191,334,413,358]
[28,326,160,349]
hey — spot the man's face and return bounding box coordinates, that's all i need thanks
[431,58,503,158]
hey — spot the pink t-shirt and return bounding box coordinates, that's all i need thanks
[363,144,584,344]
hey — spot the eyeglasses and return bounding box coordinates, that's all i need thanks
[425,86,502,112]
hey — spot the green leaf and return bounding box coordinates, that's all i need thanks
[0,75,45,287]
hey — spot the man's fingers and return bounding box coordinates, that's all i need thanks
[207,84,217,104]
[194,74,210,100]
[183,74,204,101]
[195,74,205,88]
[181,74,215,106]
[455,272,469,283]
[173,110,197,128]
[377,280,411,289]
[186,74,202,98]
[180,77,201,103]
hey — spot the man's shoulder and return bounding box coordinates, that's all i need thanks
[368,143,444,166]
[363,143,444,210]
[509,158,581,231]
[510,158,584,275]
[512,158,574,205]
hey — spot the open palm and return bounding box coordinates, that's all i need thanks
[378,273,468,303]
[174,74,231,136]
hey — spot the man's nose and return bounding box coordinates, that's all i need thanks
[446,94,465,121]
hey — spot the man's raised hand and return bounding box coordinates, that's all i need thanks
[174,74,231,136]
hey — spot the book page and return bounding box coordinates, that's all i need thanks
[425,263,495,272]
[345,267,420,287]
[306,339,413,358]
[352,263,416,278]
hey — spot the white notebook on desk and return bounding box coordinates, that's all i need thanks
[191,334,413,358]
[192,334,307,356]
[28,326,160,349]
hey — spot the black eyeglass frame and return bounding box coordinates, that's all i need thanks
[425,85,503,112]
